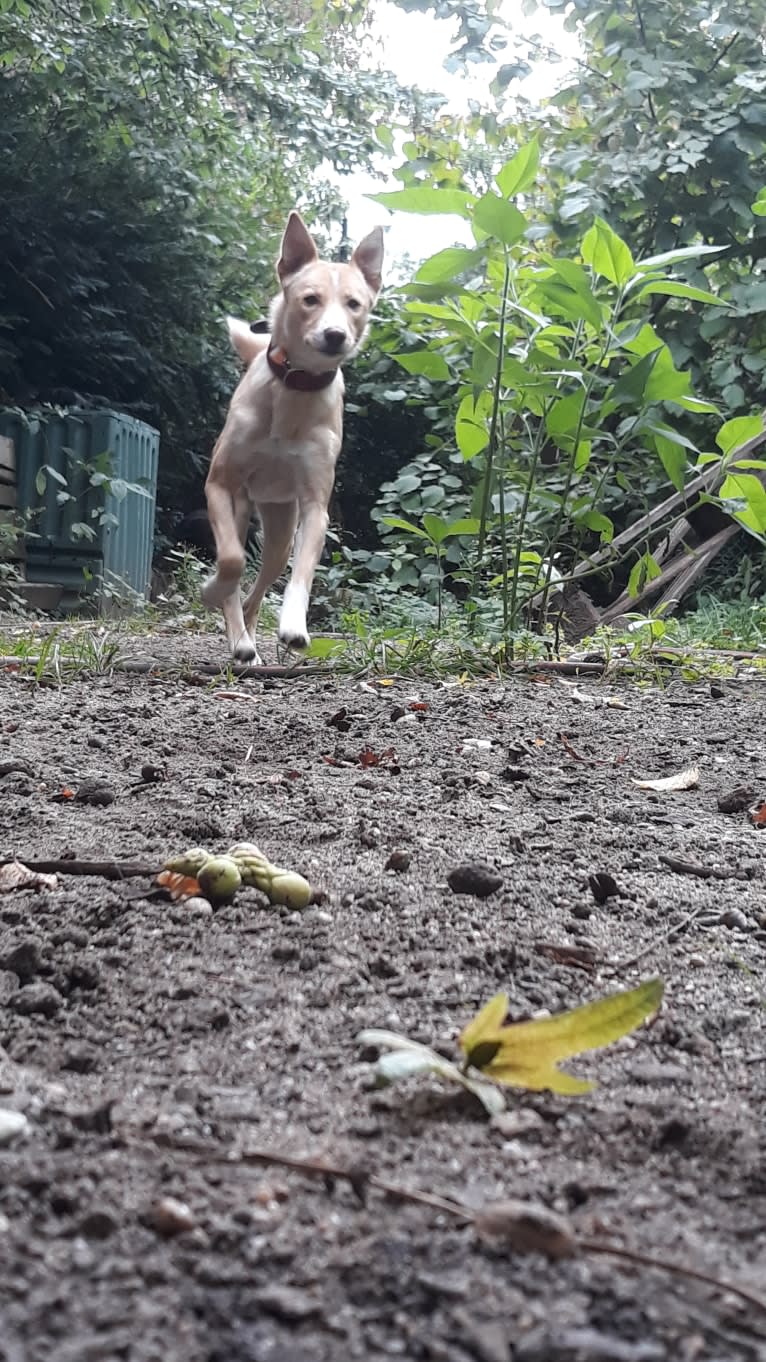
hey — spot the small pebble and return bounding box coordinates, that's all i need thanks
[183,896,213,918]
[150,1196,197,1237]
[721,908,750,931]
[10,981,62,1018]
[447,862,504,899]
[384,850,411,873]
[0,1109,28,1146]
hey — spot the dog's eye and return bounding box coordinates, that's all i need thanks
[303,293,321,307]
[346,298,362,312]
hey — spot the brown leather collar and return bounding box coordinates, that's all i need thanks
[267,343,338,392]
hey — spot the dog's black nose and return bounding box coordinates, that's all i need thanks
[323,328,347,353]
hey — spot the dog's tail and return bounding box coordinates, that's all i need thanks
[227,317,269,369]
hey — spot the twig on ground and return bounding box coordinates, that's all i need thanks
[0,858,157,880]
[608,904,707,974]
[138,1137,766,1316]
[659,854,749,881]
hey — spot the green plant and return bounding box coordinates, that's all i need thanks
[368,140,765,648]
[380,512,480,626]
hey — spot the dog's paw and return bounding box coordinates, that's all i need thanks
[232,633,261,665]
[278,628,311,652]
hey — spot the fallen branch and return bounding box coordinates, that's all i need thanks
[0,655,331,680]
[0,857,158,880]
[658,854,749,882]
[609,904,708,974]
[140,1137,766,1317]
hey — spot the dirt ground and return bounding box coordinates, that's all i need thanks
[1,625,765,1362]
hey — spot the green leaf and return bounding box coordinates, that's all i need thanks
[443,516,481,538]
[305,637,348,660]
[393,351,450,380]
[581,217,635,286]
[546,390,587,441]
[495,139,539,198]
[652,434,688,492]
[381,516,430,539]
[716,414,765,456]
[637,281,728,307]
[422,513,450,543]
[609,350,663,406]
[369,187,474,217]
[580,510,614,542]
[635,245,725,272]
[627,552,662,598]
[35,468,46,496]
[718,473,766,535]
[472,192,527,245]
[456,391,492,460]
[416,247,485,283]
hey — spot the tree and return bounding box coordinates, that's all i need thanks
[0,0,409,520]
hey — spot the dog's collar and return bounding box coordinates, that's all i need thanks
[267,343,338,393]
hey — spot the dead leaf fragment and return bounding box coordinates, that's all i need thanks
[0,860,58,893]
[155,870,201,901]
[632,766,699,793]
[749,800,766,829]
[474,1198,576,1260]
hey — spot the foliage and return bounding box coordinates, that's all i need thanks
[359,978,664,1113]
[361,140,766,645]
[0,0,414,521]
[513,0,766,418]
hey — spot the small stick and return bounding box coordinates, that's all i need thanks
[0,857,158,880]
[141,1138,766,1316]
[659,854,747,881]
[608,904,707,974]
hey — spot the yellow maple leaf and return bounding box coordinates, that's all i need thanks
[459,979,664,1095]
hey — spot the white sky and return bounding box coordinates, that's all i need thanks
[337,0,580,265]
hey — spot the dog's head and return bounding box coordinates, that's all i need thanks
[270,212,384,374]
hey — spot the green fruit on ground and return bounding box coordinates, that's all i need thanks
[197,856,242,903]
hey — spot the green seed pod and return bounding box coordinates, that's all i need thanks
[268,870,313,909]
[227,842,264,860]
[164,847,211,876]
[197,856,242,904]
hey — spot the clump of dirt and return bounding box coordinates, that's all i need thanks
[0,631,764,1362]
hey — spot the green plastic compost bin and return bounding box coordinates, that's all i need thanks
[0,408,159,606]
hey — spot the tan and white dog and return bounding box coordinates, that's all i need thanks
[202,211,384,662]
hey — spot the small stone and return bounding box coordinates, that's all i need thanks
[10,981,62,1018]
[447,863,504,899]
[385,850,411,873]
[254,1284,321,1322]
[62,1044,98,1074]
[0,1108,28,1146]
[490,1109,544,1140]
[0,937,43,983]
[150,1196,197,1237]
[588,871,620,903]
[78,1208,118,1239]
[183,896,214,918]
[721,907,750,931]
[87,735,106,749]
[717,785,755,814]
[516,1326,664,1362]
[571,902,592,920]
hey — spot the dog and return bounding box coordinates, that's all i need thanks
[202,211,384,662]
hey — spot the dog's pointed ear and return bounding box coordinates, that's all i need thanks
[351,226,384,296]
[277,212,319,282]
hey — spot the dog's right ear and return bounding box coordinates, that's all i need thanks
[277,212,319,282]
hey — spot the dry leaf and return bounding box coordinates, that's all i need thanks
[155,870,201,901]
[474,1199,576,1260]
[0,860,58,893]
[632,766,699,792]
[749,800,766,829]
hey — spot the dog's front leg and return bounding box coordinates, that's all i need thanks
[278,501,329,650]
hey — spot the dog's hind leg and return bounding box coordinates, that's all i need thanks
[241,501,299,663]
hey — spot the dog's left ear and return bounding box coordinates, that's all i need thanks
[278,212,319,282]
[351,226,384,297]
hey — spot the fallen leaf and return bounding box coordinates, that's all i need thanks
[358,746,397,769]
[156,870,201,901]
[409,701,429,712]
[749,800,766,828]
[0,860,58,893]
[632,766,699,792]
[459,979,664,1095]
[358,1029,505,1116]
